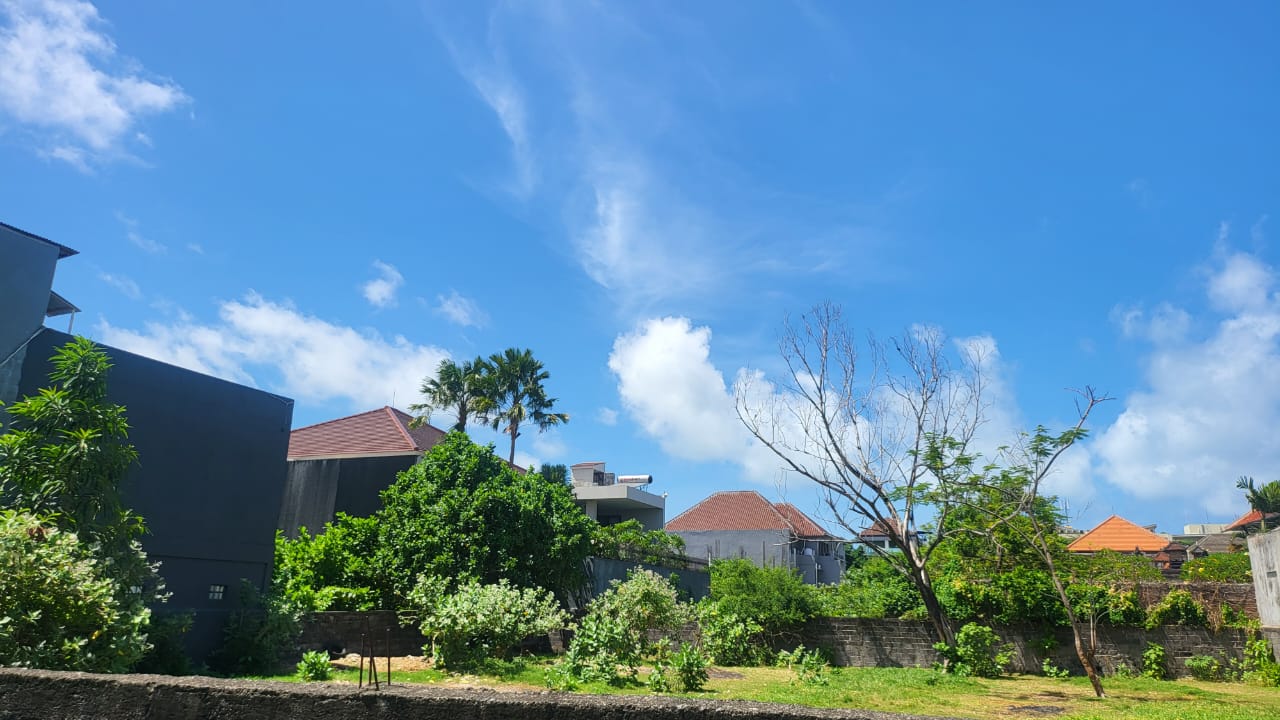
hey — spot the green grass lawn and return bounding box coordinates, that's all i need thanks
[260,658,1280,720]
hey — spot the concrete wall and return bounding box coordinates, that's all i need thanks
[676,529,792,568]
[0,668,906,720]
[1248,528,1280,661]
[588,556,710,601]
[278,455,418,537]
[791,618,1248,677]
[17,329,295,662]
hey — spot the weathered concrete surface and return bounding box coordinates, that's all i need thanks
[1248,528,1280,662]
[0,668,961,720]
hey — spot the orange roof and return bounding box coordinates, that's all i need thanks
[1224,508,1280,531]
[666,491,835,538]
[1067,515,1171,553]
[288,407,446,459]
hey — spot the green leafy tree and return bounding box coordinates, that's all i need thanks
[273,514,381,612]
[0,338,161,671]
[0,509,151,672]
[486,348,569,464]
[817,555,922,619]
[592,519,687,566]
[1180,552,1253,583]
[373,432,594,602]
[1236,476,1280,532]
[709,558,818,635]
[409,356,494,433]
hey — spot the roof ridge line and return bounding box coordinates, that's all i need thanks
[385,406,420,450]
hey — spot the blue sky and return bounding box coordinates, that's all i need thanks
[3,1,1279,537]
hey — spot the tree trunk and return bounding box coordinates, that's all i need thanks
[1045,556,1105,697]
[910,565,954,646]
[508,421,518,465]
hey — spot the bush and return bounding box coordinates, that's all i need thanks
[1067,584,1146,627]
[0,510,150,672]
[1243,635,1280,686]
[709,559,817,633]
[695,600,768,666]
[594,519,688,567]
[132,613,193,675]
[296,650,332,682]
[409,576,567,670]
[207,581,300,676]
[940,568,1065,627]
[816,556,922,619]
[1142,643,1168,680]
[777,644,831,686]
[1146,589,1208,629]
[1041,658,1070,679]
[557,570,690,685]
[1180,553,1252,583]
[672,642,709,691]
[933,623,1013,678]
[273,515,380,613]
[1183,653,1236,682]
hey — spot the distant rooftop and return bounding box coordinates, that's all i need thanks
[666,490,838,539]
[1067,515,1173,553]
[288,406,446,460]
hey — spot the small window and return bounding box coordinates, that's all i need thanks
[208,584,226,601]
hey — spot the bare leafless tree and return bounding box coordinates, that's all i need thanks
[735,303,990,646]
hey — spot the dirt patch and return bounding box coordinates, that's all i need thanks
[330,654,434,673]
[708,668,745,679]
[1007,707,1064,716]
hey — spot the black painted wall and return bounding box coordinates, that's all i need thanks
[0,226,61,407]
[278,455,418,536]
[17,328,295,661]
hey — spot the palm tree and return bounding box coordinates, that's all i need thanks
[1236,476,1280,532]
[486,348,569,464]
[409,356,494,433]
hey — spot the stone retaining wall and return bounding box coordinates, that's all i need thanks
[790,618,1248,677]
[1134,582,1257,620]
[0,668,946,720]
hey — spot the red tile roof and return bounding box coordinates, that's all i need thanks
[1224,509,1280,531]
[288,406,446,459]
[665,491,835,538]
[1066,515,1171,553]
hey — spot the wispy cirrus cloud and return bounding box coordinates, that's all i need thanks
[434,289,488,328]
[115,211,166,253]
[98,271,140,299]
[0,0,189,168]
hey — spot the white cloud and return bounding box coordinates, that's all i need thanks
[97,271,139,299]
[469,69,536,198]
[1112,302,1192,344]
[1094,246,1280,517]
[98,293,449,410]
[361,260,403,308]
[596,407,618,426]
[531,430,567,461]
[186,242,204,255]
[434,289,488,327]
[0,0,188,166]
[608,317,780,482]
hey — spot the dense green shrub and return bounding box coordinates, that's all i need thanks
[1145,589,1208,629]
[409,575,567,670]
[557,569,690,685]
[695,600,767,666]
[1180,553,1252,583]
[777,644,832,686]
[594,519,688,567]
[1066,549,1163,584]
[273,515,380,612]
[375,433,595,603]
[1067,584,1146,627]
[933,623,1013,678]
[1243,635,1280,686]
[709,559,817,633]
[296,650,332,681]
[817,556,922,619]
[939,568,1065,626]
[0,510,150,672]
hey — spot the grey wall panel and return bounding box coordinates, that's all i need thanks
[0,228,59,407]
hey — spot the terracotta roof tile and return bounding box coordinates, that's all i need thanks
[773,502,834,538]
[1066,515,1171,553]
[665,491,790,532]
[288,407,446,459]
[1224,508,1280,531]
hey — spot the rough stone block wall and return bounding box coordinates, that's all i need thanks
[298,611,426,657]
[1135,581,1257,620]
[790,618,1248,677]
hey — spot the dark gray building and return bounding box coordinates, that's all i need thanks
[1,221,294,662]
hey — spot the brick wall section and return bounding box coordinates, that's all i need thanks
[790,618,1248,677]
[1135,582,1257,620]
[298,611,554,658]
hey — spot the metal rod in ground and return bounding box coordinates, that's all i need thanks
[358,632,365,688]
[386,628,391,686]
